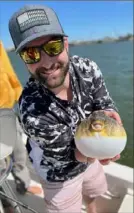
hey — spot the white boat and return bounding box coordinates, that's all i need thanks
[6,161,133,213]
[97,161,133,213]
[0,40,133,212]
[0,130,133,213]
[4,133,133,213]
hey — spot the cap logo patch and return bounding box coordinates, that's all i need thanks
[17,9,50,32]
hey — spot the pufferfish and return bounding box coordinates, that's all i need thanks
[74,111,127,160]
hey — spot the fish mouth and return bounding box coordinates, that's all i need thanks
[91,121,104,131]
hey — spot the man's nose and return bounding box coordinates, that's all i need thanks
[39,51,54,69]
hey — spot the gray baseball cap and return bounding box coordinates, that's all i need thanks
[9,4,67,53]
[0,109,17,160]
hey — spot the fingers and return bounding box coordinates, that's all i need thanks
[87,157,96,163]
[99,154,121,165]
[111,154,120,162]
[99,159,111,165]
[104,110,122,125]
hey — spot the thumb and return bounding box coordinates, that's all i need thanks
[75,149,87,162]
[87,158,96,163]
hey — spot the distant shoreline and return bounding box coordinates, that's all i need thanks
[7,33,133,52]
[69,33,134,46]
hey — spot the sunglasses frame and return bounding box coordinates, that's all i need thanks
[20,36,64,64]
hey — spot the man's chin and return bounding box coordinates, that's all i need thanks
[32,75,64,89]
[46,80,64,89]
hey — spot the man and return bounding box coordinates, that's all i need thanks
[9,4,122,213]
[0,41,42,196]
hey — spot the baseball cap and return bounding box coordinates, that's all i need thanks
[9,4,67,53]
[0,109,17,160]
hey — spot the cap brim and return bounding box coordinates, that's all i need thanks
[16,31,68,53]
[0,109,17,160]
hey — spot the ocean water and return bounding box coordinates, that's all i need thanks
[8,40,133,167]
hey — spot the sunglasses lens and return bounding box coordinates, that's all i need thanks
[43,40,63,56]
[20,39,63,64]
[20,47,40,64]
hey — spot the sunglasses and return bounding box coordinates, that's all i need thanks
[20,37,64,64]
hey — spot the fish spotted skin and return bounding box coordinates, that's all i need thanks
[75,111,127,139]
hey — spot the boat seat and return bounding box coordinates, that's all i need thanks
[118,194,133,213]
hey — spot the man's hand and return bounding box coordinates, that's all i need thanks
[75,148,120,165]
[103,110,122,125]
[99,154,120,165]
[75,110,122,165]
[75,149,96,163]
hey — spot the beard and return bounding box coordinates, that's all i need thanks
[30,60,69,89]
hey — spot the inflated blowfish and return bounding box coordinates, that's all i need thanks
[74,111,127,160]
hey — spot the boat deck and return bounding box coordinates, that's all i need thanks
[6,161,133,213]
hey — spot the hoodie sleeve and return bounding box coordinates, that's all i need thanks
[72,56,118,112]
[89,60,118,111]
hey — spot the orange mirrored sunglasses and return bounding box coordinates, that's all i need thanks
[20,38,64,64]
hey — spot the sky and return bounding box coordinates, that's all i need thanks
[0,1,133,49]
